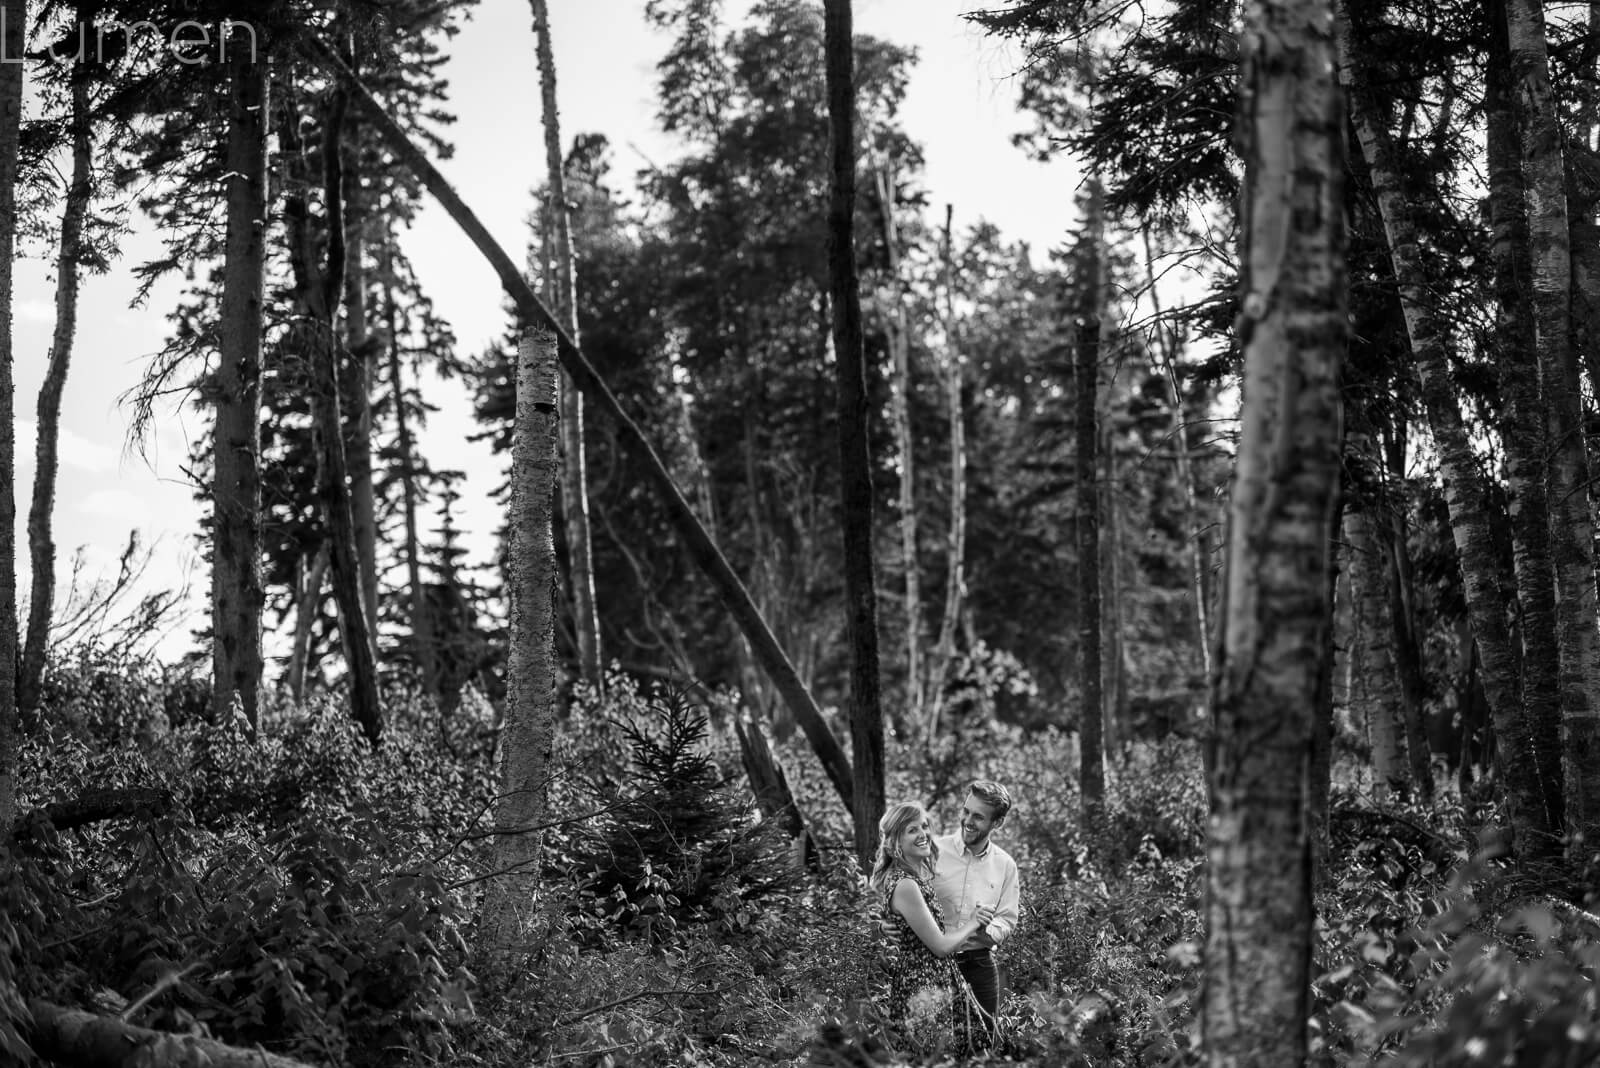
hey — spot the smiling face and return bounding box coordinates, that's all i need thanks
[958,793,1002,852]
[895,811,934,865]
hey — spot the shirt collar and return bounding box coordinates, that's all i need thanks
[963,837,991,859]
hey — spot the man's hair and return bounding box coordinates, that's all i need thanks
[968,780,1013,823]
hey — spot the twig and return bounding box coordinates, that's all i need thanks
[120,961,203,1022]
[555,984,735,1029]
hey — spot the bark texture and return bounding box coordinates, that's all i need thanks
[301,33,856,818]
[530,0,602,687]
[1075,186,1105,832]
[24,1000,317,1068]
[1204,2,1345,1063]
[0,0,25,828]
[1486,0,1563,833]
[210,42,269,727]
[823,0,886,865]
[928,204,968,739]
[1337,0,1551,854]
[479,326,561,958]
[20,62,92,719]
[1346,504,1405,799]
[1507,0,1600,853]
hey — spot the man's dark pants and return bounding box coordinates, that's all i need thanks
[955,948,1000,1045]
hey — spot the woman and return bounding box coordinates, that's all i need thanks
[871,800,996,1056]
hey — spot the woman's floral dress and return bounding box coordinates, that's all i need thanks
[882,871,977,1057]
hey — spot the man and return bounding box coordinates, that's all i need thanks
[932,779,1020,1046]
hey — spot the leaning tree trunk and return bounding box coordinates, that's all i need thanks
[530,0,603,688]
[209,39,269,728]
[20,58,92,721]
[1074,183,1106,836]
[823,0,885,865]
[1507,0,1600,855]
[1337,0,1551,855]
[299,32,858,818]
[479,326,562,963]
[287,543,330,702]
[1204,1,1345,1064]
[874,160,922,731]
[0,0,23,829]
[1488,0,1564,835]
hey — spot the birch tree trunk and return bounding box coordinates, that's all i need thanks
[1507,0,1600,853]
[1486,0,1561,835]
[823,0,885,864]
[0,0,25,829]
[1337,0,1551,854]
[874,160,922,729]
[1381,424,1433,799]
[928,205,968,740]
[1204,1,1344,1062]
[20,60,92,720]
[1142,227,1211,683]
[1346,504,1405,800]
[479,326,561,961]
[530,0,602,688]
[1075,185,1106,834]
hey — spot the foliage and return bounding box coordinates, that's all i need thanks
[554,683,802,946]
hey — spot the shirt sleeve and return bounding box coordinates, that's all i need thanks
[988,856,1021,945]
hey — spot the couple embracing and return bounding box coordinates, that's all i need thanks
[870,780,1021,1057]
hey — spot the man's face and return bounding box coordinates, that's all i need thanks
[958,793,1002,850]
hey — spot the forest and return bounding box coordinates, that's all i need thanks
[2,0,1599,1064]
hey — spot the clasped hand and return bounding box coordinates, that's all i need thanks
[971,903,996,927]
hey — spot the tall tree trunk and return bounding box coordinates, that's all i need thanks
[209,39,269,728]
[928,204,968,740]
[342,123,379,655]
[1103,419,1127,755]
[479,326,562,962]
[288,543,330,702]
[1381,422,1434,799]
[874,160,921,732]
[1488,0,1561,834]
[1337,0,1551,855]
[530,0,602,689]
[1075,185,1105,835]
[1346,504,1405,800]
[283,87,382,743]
[20,59,92,720]
[823,0,885,866]
[1204,1,1344,1063]
[380,238,438,706]
[0,0,25,828]
[1142,228,1212,682]
[302,34,858,817]
[1507,0,1599,854]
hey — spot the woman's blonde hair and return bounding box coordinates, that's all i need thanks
[869,800,940,892]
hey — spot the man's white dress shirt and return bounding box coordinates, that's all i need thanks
[931,831,1020,952]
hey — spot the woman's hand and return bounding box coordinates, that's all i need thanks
[972,903,996,928]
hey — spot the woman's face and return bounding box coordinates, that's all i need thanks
[896,812,933,863]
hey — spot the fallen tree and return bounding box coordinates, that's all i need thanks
[23,999,318,1068]
[293,32,858,819]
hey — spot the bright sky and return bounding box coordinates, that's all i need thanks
[15,0,1080,666]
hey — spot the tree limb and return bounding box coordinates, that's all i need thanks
[23,999,320,1068]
